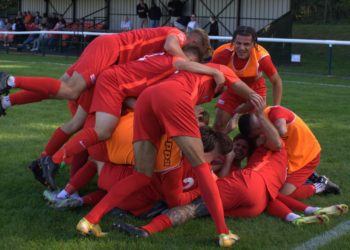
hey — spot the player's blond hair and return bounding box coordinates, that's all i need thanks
[188,28,213,59]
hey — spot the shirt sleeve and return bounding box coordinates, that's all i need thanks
[268,106,295,123]
[259,56,277,78]
[218,65,240,86]
[169,28,187,47]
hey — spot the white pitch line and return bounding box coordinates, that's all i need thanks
[293,220,350,250]
[285,80,350,88]
[0,59,72,66]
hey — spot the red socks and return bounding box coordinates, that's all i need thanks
[42,127,71,156]
[15,76,61,96]
[276,193,307,212]
[142,214,173,234]
[194,162,228,234]
[66,160,97,194]
[83,190,106,205]
[288,184,316,200]
[9,90,50,105]
[70,151,89,177]
[267,193,309,220]
[85,172,152,224]
[52,128,99,164]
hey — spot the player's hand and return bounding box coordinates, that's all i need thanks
[213,70,225,94]
[249,93,265,113]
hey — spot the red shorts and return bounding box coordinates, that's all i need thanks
[97,163,134,191]
[216,78,267,114]
[134,82,200,146]
[218,170,268,217]
[89,68,125,116]
[65,35,120,88]
[117,182,161,216]
[286,153,320,188]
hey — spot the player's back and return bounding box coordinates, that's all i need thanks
[117,27,186,63]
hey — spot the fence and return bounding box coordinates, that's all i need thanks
[1,30,350,76]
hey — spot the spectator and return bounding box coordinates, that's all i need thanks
[31,23,48,52]
[41,13,48,25]
[120,16,133,31]
[13,18,27,44]
[186,14,199,32]
[168,0,184,26]
[48,12,59,29]
[0,18,5,30]
[174,15,190,31]
[17,28,40,51]
[57,14,66,28]
[148,1,162,28]
[208,15,219,48]
[34,11,42,25]
[16,11,23,21]
[24,11,33,24]
[136,0,149,28]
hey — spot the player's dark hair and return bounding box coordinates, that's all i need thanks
[217,132,233,155]
[238,113,253,138]
[233,133,255,156]
[231,26,258,45]
[198,110,210,126]
[200,126,233,154]
[183,44,203,63]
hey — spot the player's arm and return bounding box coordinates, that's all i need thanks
[269,72,283,106]
[160,168,200,208]
[231,79,264,108]
[216,149,236,178]
[164,34,188,60]
[261,56,283,106]
[175,60,226,85]
[254,100,282,151]
[273,118,288,137]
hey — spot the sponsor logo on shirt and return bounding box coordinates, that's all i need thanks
[90,74,96,83]
[183,177,195,190]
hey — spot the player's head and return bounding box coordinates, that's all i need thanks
[238,113,262,138]
[200,126,233,163]
[186,28,212,59]
[231,26,257,59]
[182,44,203,62]
[232,133,253,160]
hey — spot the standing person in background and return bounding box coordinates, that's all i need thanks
[120,16,133,31]
[136,0,149,28]
[208,15,219,49]
[186,14,199,32]
[34,12,42,25]
[149,1,162,28]
[168,0,184,26]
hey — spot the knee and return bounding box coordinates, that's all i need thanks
[95,128,112,141]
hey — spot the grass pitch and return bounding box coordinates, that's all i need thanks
[0,33,350,249]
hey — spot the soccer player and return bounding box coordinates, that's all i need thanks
[211,26,283,133]
[73,59,263,247]
[38,44,232,189]
[0,27,211,115]
[27,44,204,187]
[238,105,340,200]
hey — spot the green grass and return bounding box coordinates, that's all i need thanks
[0,44,350,250]
[277,23,350,77]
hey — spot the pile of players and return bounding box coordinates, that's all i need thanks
[0,25,347,248]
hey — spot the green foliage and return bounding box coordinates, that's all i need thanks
[292,0,350,23]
